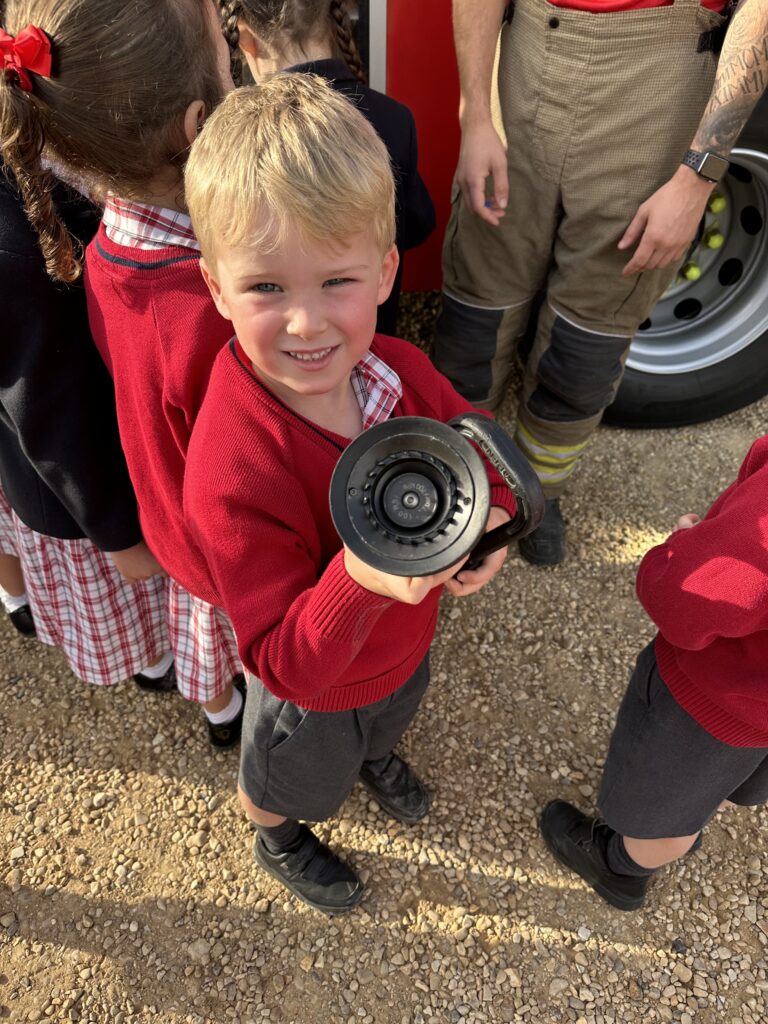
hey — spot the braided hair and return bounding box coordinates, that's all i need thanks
[329,0,364,83]
[0,77,81,281]
[1,0,225,282]
[218,0,244,86]
[235,1,367,83]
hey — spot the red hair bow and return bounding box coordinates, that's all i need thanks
[0,24,52,92]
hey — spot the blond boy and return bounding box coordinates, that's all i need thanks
[183,75,517,913]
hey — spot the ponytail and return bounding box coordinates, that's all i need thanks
[218,1,244,87]
[1,0,225,284]
[329,0,365,84]
[0,76,80,282]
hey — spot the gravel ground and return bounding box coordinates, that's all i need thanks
[2,294,768,1024]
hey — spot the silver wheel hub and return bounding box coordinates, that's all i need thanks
[626,147,768,376]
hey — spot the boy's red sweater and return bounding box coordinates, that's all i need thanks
[84,226,230,602]
[184,335,518,712]
[637,437,768,746]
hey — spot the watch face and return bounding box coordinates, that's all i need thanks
[699,152,729,183]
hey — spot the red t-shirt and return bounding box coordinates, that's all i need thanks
[550,1,727,11]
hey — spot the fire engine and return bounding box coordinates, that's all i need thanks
[358,0,768,427]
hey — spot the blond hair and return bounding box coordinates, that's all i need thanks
[185,73,395,265]
[0,0,225,282]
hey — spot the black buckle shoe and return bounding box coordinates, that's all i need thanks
[8,604,36,638]
[133,663,178,693]
[253,824,362,914]
[207,674,247,749]
[359,753,431,824]
[540,800,650,911]
[519,498,566,566]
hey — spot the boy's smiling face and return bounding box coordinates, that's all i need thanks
[201,224,398,412]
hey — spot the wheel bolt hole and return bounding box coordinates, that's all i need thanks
[718,257,743,287]
[673,298,703,321]
[740,205,763,236]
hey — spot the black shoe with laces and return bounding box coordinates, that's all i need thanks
[359,753,431,824]
[133,663,178,693]
[540,799,650,911]
[207,673,247,749]
[253,823,362,914]
[8,604,36,638]
[519,498,566,566]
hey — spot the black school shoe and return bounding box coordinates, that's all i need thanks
[540,800,650,912]
[519,498,566,566]
[133,663,178,693]
[207,673,247,749]
[8,604,36,638]
[253,824,362,915]
[359,753,431,824]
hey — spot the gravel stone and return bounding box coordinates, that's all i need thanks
[1,307,766,1023]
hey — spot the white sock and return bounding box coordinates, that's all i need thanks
[138,649,174,679]
[204,686,244,725]
[0,588,29,614]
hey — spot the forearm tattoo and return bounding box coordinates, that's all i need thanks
[692,0,768,157]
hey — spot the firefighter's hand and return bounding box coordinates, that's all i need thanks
[456,119,508,225]
[619,166,714,276]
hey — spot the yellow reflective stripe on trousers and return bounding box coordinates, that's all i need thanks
[514,424,585,482]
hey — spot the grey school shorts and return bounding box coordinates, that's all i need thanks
[598,643,768,839]
[238,656,430,822]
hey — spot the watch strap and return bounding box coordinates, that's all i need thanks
[682,149,729,183]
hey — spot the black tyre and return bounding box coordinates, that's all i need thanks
[606,93,768,429]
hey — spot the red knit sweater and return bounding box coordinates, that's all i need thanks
[637,437,768,746]
[84,225,231,602]
[184,335,518,712]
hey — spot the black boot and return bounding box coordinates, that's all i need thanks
[253,823,362,915]
[540,800,651,911]
[519,498,566,566]
[359,753,431,824]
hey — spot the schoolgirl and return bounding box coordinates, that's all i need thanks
[0,3,244,744]
[0,158,173,689]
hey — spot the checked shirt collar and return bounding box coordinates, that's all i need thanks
[351,349,402,429]
[102,196,200,252]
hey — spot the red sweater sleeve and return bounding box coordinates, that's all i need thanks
[636,441,768,650]
[195,489,396,700]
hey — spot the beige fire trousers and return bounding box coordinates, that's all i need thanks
[438,0,725,497]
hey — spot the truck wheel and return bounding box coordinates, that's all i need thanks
[605,99,768,429]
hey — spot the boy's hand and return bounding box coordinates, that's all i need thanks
[673,513,701,532]
[444,506,511,598]
[344,547,469,605]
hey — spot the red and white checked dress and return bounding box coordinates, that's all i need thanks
[0,483,169,685]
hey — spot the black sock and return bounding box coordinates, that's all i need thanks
[258,817,303,855]
[605,831,656,878]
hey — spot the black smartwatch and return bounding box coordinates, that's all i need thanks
[681,149,730,184]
